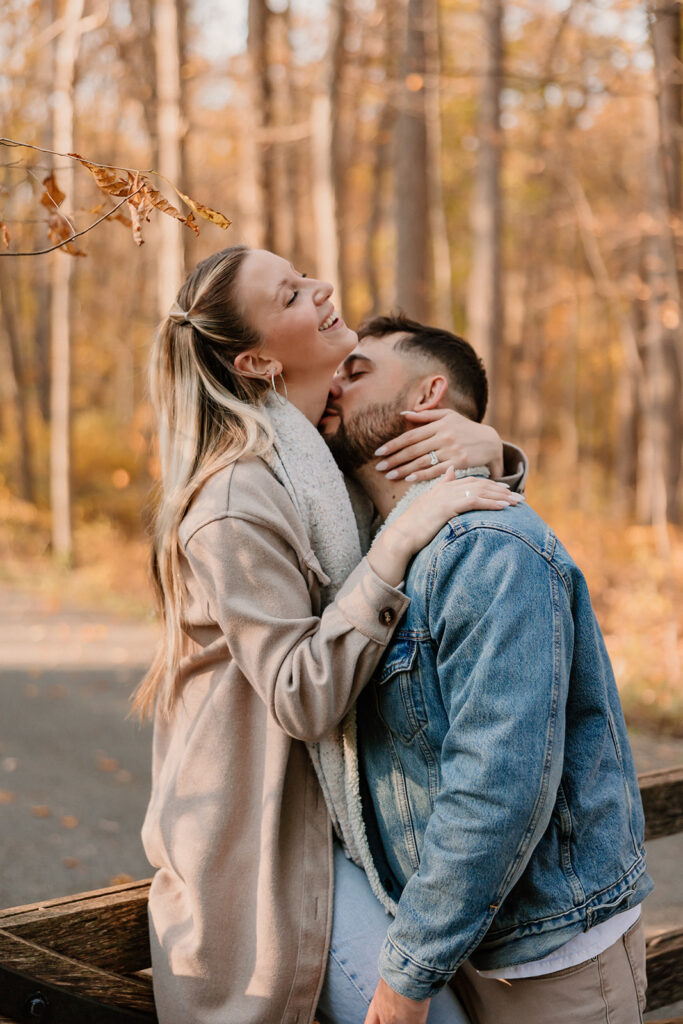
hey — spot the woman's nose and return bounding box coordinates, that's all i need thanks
[313,279,334,303]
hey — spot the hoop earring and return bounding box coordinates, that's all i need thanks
[270,370,288,406]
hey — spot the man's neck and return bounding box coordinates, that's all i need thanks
[353,459,415,521]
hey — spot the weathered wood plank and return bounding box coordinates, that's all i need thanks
[0,930,156,1014]
[0,878,151,923]
[0,883,152,973]
[639,766,683,841]
[646,927,683,1012]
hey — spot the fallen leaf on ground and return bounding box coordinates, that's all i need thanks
[61,815,79,829]
[31,805,51,818]
[0,791,16,805]
[109,873,134,885]
[63,857,82,869]
[97,756,120,773]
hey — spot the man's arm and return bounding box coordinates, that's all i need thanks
[377,527,573,1002]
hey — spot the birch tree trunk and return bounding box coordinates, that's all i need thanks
[466,0,504,417]
[394,0,430,320]
[49,0,85,564]
[154,0,185,315]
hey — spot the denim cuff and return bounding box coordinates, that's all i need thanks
[378,937,450,1001]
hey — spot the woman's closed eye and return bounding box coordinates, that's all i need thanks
[286,291,298,307]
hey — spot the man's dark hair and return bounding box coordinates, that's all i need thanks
[357,313,488,422]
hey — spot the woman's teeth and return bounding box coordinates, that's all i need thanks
[319,313,339,331]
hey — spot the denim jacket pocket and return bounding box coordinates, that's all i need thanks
[375,640,428,743]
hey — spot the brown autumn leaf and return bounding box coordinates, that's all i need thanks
[40,172,66,209]
[0,222,9,249]
[138,180,200,235]
[47,212,86,257]
[107,211,133,229]
[31,805,51,818]
[61,814,79,829]
[69,153,133,197]
[97,755,120,773]
[63,857,83,869]
[0,790,16,805]
[109,873,134,885]
[172,186,231,230]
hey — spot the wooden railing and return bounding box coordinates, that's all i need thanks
[0,767,681,1023]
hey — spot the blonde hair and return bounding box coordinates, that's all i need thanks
[133,245,274,720]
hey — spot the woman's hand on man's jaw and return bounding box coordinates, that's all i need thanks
[374,408,504,483]
[364,978,431,1024]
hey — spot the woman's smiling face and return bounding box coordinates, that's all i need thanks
[234,249,357,390]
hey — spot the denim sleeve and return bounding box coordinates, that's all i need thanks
[378,529,573,1000]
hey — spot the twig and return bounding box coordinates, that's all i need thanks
[0,137,154,180]
[0,185,143,256]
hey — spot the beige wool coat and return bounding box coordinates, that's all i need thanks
[141,455,410,1024]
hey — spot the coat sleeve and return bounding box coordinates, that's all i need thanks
[183,512,410,743]
[378,530,572,999]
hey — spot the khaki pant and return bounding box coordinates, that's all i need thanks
[451,920,647,1024]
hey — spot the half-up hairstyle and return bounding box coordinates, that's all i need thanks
[133,245,274,720]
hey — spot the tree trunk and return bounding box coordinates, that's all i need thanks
[0,264,36,503]
[639,2,683,527]
[424,0,452,328]
[50,0,85,564]
[248,0,276,250]
[154,0,185,315]
[311,92,341,290]
[466,0,504,419]
[394,0,430,320]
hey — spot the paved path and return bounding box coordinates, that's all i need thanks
[1,585,681,949]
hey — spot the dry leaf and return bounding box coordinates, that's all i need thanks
[0,790,16,805]
[61,815,79,829]
[47,212,86,257]
[31,805,51,818]
[69,153,133,197]
[109,873,134,885]
[63,857,83,869]
[40,172,66,209]
[97,755,120,773]
[0,222,10,248]
[108,211,133,229]
[173,187,231,230]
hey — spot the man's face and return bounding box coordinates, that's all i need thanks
[321,334,415,476]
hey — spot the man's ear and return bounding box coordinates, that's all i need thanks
[413,374,449,411]
[233,349,283,380]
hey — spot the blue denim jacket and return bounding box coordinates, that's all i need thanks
[358,501,652,1001]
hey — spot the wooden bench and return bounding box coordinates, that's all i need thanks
[1,766,682,1023]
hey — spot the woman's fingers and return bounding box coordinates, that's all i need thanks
[375,422,441,460]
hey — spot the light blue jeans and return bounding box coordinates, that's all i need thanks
[316,843,469,1024]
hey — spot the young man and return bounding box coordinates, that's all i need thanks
[322,315,652,1024]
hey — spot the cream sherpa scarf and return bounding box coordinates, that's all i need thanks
[263,395,397,911]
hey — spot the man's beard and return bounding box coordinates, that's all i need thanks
[325,392,410,477]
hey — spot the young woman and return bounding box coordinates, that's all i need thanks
[136,245,524,1024]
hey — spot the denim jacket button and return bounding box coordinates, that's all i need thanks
[379,607,395,626]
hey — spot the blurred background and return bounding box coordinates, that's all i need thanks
[0,0,682,939]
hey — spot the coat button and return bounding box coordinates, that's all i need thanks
[379,607,395,626]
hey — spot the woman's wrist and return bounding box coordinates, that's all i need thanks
[366,524,413,588]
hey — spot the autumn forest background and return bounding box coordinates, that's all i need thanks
[1,0,682,734]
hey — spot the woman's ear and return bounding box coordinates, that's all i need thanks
[414,374,449,411]
[234,350,283,380]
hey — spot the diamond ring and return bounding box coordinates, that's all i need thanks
[429,450,439,466]
[465,489,472,498]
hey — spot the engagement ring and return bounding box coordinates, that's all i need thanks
[429,450,439,466]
